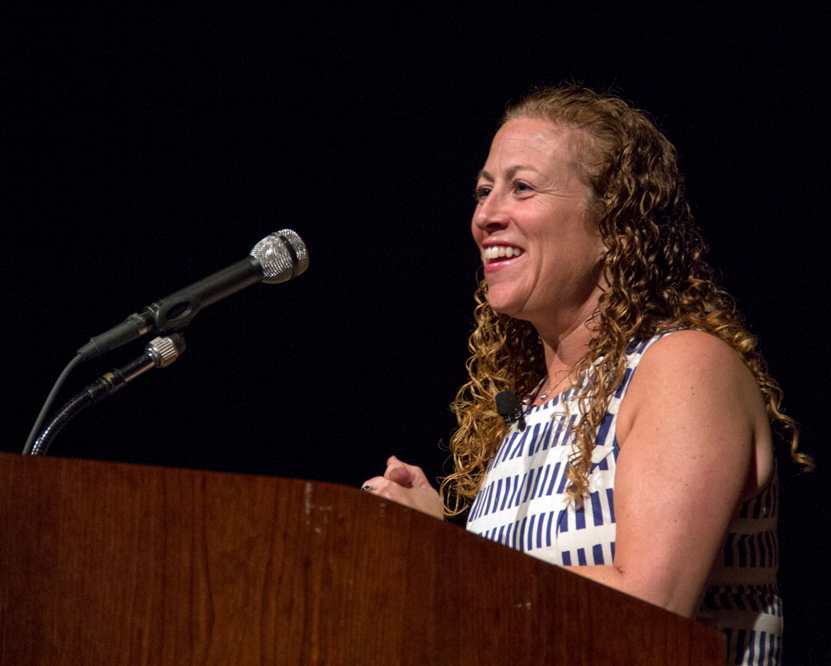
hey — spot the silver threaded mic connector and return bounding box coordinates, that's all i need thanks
[146,334,186,368]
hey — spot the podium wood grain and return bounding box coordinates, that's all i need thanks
[0,453,724,665]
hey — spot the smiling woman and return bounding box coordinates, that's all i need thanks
[362,86,812,666]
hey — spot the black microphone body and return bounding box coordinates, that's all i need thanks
[78,257,261,361]
[77,230,307,361]
[146,256,263,330]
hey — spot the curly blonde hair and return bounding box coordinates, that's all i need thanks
[441,86,811,515]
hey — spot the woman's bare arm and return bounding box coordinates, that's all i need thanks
[567,331,770,616]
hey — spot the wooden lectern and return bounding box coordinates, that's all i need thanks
[0,453,724,664]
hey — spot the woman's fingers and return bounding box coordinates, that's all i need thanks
[361,475,385,494]
[384,456,430,489]
[360,472,443,519]
[385,463,413,487]
[361,476,409,503]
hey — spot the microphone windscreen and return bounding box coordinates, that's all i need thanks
[495,390,521,419]
[250,229,309,284]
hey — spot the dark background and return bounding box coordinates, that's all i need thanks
[3,8,829,664]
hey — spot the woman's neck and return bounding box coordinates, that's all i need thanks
[535,288,601,379]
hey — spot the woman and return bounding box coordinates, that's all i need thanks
[362,86,810,665]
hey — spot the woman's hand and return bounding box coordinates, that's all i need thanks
[361,456,444,520]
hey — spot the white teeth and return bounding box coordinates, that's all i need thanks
[483,246,523,261]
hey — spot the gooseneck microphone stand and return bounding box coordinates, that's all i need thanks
[29,335,186,456]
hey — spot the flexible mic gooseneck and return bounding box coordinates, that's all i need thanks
[30,335,186,456]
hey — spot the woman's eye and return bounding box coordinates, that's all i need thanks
[473,186,491,202]
[513,181,533,195]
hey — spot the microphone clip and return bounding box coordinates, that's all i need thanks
[495,391,527,432]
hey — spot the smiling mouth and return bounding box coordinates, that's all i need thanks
[483,246,525,264]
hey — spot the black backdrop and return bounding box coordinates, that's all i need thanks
[4,8,829,664]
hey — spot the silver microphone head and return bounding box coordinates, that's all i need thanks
[250,229,310,284]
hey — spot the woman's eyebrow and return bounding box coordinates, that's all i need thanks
[477,165,542,182]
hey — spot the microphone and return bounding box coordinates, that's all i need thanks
[30,334,187,456]
[77,229,309,361]
[495,390,526,431]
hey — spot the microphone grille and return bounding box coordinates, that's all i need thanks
[250,229,310,284]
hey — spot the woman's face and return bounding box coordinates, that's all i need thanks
[471,116,605,335]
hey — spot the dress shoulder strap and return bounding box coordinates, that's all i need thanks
[610,331,681,411]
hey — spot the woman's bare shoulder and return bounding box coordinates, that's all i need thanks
[617,329,765,446]
[645,329,749,372]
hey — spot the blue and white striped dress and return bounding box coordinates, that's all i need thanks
[466,334,783,666]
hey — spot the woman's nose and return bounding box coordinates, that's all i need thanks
[473,192,510,233]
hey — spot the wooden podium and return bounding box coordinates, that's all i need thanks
[0,453,724,664]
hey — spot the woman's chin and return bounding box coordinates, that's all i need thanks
[485,293,529,321]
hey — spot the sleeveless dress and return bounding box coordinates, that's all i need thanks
[465,334,783,666]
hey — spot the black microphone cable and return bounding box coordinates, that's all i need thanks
[21,354,84,455]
